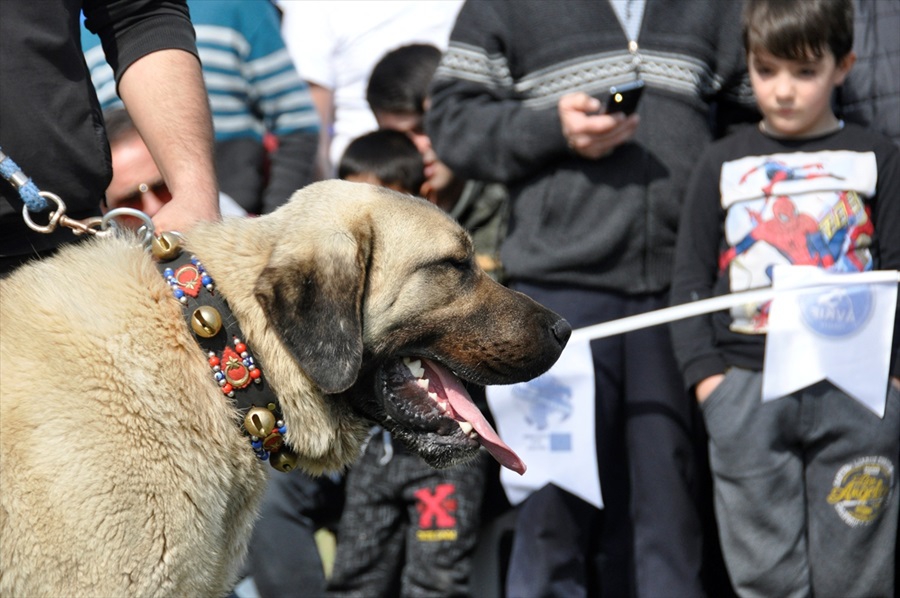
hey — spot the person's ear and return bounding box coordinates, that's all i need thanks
[834,51,856,86]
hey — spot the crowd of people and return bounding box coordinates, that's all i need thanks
[1,0,898,597]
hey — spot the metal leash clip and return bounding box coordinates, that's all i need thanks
[22,192,104,236]
[3,146,155,247]
[22,194,155,246]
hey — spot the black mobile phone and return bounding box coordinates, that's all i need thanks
[600,79,645,115]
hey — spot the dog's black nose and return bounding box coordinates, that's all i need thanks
[551,318,572,346]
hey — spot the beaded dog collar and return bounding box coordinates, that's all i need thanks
[152,232,299,472]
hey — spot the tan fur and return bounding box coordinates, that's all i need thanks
[0,180,568,597]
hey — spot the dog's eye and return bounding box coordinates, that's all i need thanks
[446,256,471,272]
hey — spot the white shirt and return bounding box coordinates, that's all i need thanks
[609,0,646,42]
[277,0,463,169]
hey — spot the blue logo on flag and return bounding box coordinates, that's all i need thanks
[511,375,573,430]
[798,285,872,337]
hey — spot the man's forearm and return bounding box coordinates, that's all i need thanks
[118,48,220,229]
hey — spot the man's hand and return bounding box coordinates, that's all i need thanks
[558,92,639,159]
[151,192,220,234]
[695,374,725,403]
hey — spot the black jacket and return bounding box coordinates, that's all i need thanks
[0,0,197,259]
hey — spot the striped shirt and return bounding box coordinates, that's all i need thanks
[81,0,319,142]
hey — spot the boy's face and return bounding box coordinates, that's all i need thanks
[374,110,456,198]
[748,47,854,138]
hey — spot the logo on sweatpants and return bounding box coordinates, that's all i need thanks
[827,456,894,526]
[414,483,458,541]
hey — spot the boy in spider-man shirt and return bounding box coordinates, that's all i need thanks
[670,0,900,596]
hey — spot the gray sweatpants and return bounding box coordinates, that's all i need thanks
[700,368,899,598]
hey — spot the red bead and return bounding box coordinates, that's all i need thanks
[234,342,248,354]
[222,383,233,394]
[250,368,262,380]
[208,356,220,367]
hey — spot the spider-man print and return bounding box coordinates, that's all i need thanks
[739,159,845,197]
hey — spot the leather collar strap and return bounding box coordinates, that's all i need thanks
[152,234,298,472]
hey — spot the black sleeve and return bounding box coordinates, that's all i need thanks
[669,146,729,391]
[82,0,198,82]
[870,140,900,376]
[425,1,569,184]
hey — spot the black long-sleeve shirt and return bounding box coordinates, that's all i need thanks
[0,0,197,259]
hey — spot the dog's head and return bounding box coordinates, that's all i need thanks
[203,181,569,473]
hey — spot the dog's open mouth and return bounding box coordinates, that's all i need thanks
[378,357,526,474]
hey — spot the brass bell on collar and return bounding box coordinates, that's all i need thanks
[244,406,276,438]
[190,306,222,338]
[270,449,300,472]
[152,231,183,261]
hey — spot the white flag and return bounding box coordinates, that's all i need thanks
[762,266,898,417]
[486,337,602,509]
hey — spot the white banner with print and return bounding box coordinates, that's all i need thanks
[487,269,898,509]
[486,338,601,509]
[763,266,898,417]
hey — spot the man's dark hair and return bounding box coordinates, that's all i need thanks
[366,44,443,115]
[338,129,425,194]
[742,0,854,62]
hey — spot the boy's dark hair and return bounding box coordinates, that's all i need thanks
[338,129,425,194]
[742,0,853,62]
[366,44,442,115]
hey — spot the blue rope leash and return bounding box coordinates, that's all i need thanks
[0,146,49,212]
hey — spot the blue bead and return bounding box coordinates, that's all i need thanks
[251,439,263,449]
[173,289,185,298]
[201,275,212,285]
[278,426,287,434]
[214,372,225,381]
[163,268,174,277]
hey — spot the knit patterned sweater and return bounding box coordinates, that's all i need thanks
[427,0,758,293]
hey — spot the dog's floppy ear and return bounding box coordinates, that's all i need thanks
[254,222,371,394]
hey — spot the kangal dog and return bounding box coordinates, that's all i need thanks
[0,180,570,597]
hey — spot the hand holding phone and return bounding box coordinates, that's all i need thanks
[559,90,641,159]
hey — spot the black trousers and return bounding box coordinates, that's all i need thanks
[505,283,716,598]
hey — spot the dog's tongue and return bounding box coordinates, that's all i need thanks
[422,358,526,475]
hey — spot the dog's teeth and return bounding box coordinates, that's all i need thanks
[458,421,474,435]
[416,379,430,390]
[428,391,438,401]
[402,357,425,378]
